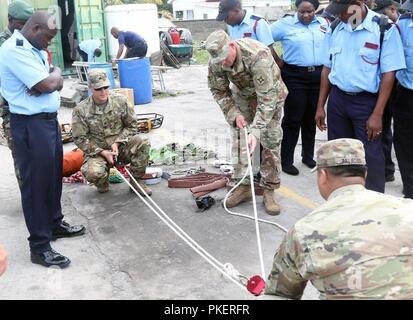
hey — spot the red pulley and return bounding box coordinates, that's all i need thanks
[246,275,265,296]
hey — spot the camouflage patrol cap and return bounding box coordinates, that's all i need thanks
[311,138,366,172]
[205,30,231,65]
[88,69,110,89]
[8,0,34,21]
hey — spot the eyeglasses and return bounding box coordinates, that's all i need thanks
[94,86,109,91]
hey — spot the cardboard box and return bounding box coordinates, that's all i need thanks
[110,88,135,107]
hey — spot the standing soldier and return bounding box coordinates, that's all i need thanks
[394,1,413,199]
[71,69,152,195]
[206,30,285,216]
[372,0,400,183]
[271,0,329,176]
[265,139,413,300]
[0,0,34,187]
[315,0,406,193]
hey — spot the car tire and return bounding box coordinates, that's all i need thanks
[181,29,193,45]
[159,31,173,46]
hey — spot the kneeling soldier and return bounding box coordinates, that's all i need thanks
[72,69,152,195]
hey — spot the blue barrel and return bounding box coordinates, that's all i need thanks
[118,57,152,105]
[88,63,116,89]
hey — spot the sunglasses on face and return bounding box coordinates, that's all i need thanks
[94,86,109,91]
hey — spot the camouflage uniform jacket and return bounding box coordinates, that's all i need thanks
[265,184,413,300]
[0,28,12,115]
[72,93,139,157]
[207,38,285,138]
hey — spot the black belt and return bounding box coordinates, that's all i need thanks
[284,63,323,72]
[11,112,57,120]
[334,86,377,97]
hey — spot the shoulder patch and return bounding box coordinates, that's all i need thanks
[250,14,262,21]
[16,39,23,46]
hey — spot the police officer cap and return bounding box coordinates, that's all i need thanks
[88,69,110,89]
[216,0,241,21]
[311,138,366,172]
[372,0,399,13]
[205,30,231,65]
[8,0,34,21]
[402,0,413,12]
[325,0,358,15]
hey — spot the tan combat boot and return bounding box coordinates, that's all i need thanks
[224,185,252,208]
[96,180,109,193]
[263,190,281,216]
[130,178,152,197]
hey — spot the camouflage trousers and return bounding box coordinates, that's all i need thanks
[81,134,150,188]
[0,106,22,187]
[231,91,283,190]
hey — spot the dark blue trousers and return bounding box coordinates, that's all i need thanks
[382,80,397,177]
[393,85,413,199]
[10,113,64,253]
[280,64,321,167]
[327,86,385,193]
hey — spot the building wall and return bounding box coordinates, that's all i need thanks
[173,19,226,42]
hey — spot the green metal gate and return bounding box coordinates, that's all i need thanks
[74,0,107,63]
[26,0,64,68]
[24,0,106,69]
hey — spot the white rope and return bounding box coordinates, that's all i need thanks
[244,128,265,279]
[115,166,248,293]
[222,128,290,279]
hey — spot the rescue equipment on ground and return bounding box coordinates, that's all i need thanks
[61,123,74,144]
[63,148,84,177]
[195,196,216,212]
[113,128,289,296]
[137,113,164,133]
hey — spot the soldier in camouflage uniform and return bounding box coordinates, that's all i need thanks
[71,69,152,195]
[0,0,34,187]
[206,30,286,215]
[265,138,413,299]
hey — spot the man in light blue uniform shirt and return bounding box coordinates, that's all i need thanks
[394,1,413,199]
[271,0,330,176]
[216,0,276,57]
[0,11,85,269]
[315,0,406,193]
[77,39,102,62]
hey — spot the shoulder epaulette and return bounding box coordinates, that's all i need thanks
[372,14,392,32]
[399,13,412,19]
[250,14,263,21]
[282,13,294,18]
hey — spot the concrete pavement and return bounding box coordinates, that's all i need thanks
[0,65,405,299]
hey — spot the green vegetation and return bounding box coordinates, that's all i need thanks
[192,44,210,65]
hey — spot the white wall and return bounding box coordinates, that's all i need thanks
[105,4,160,59]
[178,0,292,21]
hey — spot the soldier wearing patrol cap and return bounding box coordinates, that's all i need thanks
[71,69,152,196]
[393,0,413,199]
[265,138,413,300]
[315,0,406,193]
[206,30,286,216]
[0,0,34,188]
